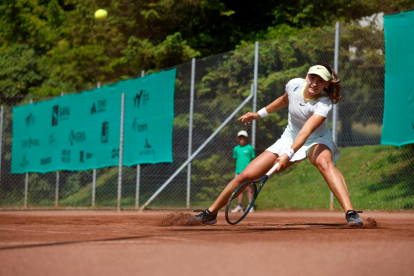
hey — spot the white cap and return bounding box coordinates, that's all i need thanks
[237,130,248,137]
[307,65,332,81]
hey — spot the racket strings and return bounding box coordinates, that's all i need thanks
[226,182,258,224]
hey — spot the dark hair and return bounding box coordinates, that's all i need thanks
[311,62,342,104]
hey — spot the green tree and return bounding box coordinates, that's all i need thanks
[0,44,43,104]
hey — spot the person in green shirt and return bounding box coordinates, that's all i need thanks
[231,130,256,213]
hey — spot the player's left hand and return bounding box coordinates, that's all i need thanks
[238,112,261,125]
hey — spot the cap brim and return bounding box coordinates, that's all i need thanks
[308,71,330,81]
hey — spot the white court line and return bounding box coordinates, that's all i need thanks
[93,240,158,244]
[0,228,91,234]
[94,236,194,244]
[0,242,45,246]
[0,236,193,248]
[0,240,158,247]
[155,236,193,242]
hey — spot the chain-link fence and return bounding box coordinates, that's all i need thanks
[1,18,413,211]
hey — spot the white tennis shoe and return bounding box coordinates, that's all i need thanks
[231,205,244,213]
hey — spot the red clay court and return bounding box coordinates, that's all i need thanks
[0,210,413,276]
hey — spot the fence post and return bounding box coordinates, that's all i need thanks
[331,21,340,211]
[252,41,259,148]
[92,169,96,207]
[24,173,29,209]
[54,92,65,208]
[136,71,145,209]
[117,93,125,212]
[24,100,34,209]
[0,106,3,189]
[55,171,59,207]
[92,83,100,207]
[187,58,196,208]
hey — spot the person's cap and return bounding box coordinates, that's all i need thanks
[307,65,332,81]
[237,130,248,137]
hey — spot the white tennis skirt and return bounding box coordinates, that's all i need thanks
[266,133,340,163]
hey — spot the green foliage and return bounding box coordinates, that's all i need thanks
[0,0,58,48]
[2,0,412,103]
[192,154,234,201]
[359,0,414,15]
[271,0,371,28]
[61,174,81,198]
[0,44,43,102]
[122,32,200,72]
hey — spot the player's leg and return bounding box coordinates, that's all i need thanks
[245,184,255,212]
[238,192,244,205]
[208,151,278,213]
[230,191,245,213]
[247,184,253,203]
[230,173,245,213]
[307,144,362,226]
[194,151,295,224]
[308,144,352,210]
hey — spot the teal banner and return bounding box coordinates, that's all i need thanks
[12,68,176,173]
[381,10,414,146]
[123,68,176,165]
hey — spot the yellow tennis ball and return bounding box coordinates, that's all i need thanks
[94,9,108,21]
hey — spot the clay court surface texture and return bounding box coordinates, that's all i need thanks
[0,210,413,276]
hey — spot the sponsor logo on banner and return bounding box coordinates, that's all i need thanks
[111,148,119,159]
[101,121,109,143]
[52,105,70,126]
[132,118,148,132]
[79,151,92,162]
[69,130,86,146]
[49,133,57,146]
[91,99,107,114]
[20,155,29,167]
[21,138,40,148]
[144,139,151,149]
[25,114,35,127]
[40,157,52,165]
[139,138,156,156]
[62,150,71,163]
[133,90,149,108]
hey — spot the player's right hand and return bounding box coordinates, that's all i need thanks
[238,112,261,125]
[275,154,290,171]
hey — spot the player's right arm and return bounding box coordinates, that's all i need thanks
[238,92,289,125]
[264,92,289,114]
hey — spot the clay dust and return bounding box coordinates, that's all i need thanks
[364,217,377,228]
[160,211,203,226]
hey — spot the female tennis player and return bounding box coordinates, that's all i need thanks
[194,62,363,227]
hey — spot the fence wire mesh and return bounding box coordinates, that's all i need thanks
[0,18,413,211]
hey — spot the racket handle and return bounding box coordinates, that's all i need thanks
[266,162,279,176]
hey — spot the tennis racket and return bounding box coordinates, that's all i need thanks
[225,163,279,225]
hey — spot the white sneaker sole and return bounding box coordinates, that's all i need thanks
[348,221,363,227]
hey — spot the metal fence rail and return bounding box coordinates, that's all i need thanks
[1,18,413,211]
